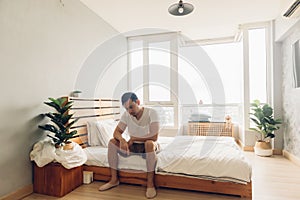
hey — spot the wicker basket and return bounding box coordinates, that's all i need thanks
[187,122,233,137]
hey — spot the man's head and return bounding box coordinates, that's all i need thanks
[121,92,140,116]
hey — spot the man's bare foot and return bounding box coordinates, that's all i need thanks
[98,181,119,191]
[146,187,157,199]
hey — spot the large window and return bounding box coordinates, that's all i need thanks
[242,23,271,130]
[201,42,243,104]
[178,42,243,124]
[249,28,267,103]
[128,33,178,128]
[127,23,271,132]
[149,41,171,102]
[128,40,144,103]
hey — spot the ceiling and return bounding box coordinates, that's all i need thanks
[80,0,287,41]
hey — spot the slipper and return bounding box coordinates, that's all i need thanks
[98,181,119,191]
[146,187,157,199]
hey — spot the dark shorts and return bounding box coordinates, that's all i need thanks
[119,141,160,159]
[129,142,146,154]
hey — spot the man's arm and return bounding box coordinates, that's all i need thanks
[130,133,158,142]
[113,125,125,142]
[113,121,130,154]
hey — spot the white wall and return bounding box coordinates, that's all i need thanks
[74,33,128,99]
[275,0,300,41]
[0,0,124,197]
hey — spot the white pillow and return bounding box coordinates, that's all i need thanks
[86,120,103,146]
[96,119,117,147]
[189,113,211,121]
[86,119,130,147]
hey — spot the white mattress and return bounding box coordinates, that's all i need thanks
[83,136,252,184]
[157,136,252,184]
[83,136,174,171]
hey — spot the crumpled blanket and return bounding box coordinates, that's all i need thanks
[30,139,87,169]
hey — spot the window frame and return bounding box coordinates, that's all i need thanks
[127,33,179,129]
[241,21,272,130]
[126,22,273,133]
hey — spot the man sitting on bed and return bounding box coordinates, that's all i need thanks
[99,92,160,199]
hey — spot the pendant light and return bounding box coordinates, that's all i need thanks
[168,0,194,16]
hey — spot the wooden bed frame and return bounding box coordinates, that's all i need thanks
[68,97,252,198]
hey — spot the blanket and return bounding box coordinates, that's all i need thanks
[30,139,87,169]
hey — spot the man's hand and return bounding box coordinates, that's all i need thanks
[119,138,130,155]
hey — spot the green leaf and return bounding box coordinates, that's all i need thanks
[68,130,77,136]
[262,104,273,117]
[266,133,275,138]
[65,118,79,129]
[44,102,61,113]
[264,117,271,124]
[249,100,282,140]
[39,96,78,145]
[253,100,260,106]
[250,117,260,125]
[274,119,282,124]
[254,111,264,121]
[38,124,59,134]
[57,97,67,107]
[49,97,60,105]
[46,134,59,143]
[61,114,73,125]
[52,121,66,132]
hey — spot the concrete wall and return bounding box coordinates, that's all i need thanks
[274,0,300,159]
[279,20,300,158]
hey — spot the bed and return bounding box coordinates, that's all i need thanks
[68,97,252,198]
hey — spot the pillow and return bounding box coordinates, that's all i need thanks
[86,120,102,146]
[96,119,117,148]
[87,119,130,147]
[98,119,130,147]
[86,119,116,147]
[189,113,211,122]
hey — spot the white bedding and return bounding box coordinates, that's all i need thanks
[83,136,252,184]
[83,136,174,171]
[157,136,252,184]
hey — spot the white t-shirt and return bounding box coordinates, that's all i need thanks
[119,107,159,138]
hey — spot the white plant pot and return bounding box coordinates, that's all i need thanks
[254,141,273,157]
[254,147,273,156]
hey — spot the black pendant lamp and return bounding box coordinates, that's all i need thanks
[168,0,194,16]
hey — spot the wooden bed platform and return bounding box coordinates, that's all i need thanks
[83,166,252,198]
[68,97,252,198]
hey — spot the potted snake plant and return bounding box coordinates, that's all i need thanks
[39,97,78,149]
[249,100,282,156]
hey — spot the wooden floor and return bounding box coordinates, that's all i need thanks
[23,152,300,200]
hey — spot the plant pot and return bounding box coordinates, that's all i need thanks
[254,140,272,157]
[63,142,74,150]
[55,143,62,149]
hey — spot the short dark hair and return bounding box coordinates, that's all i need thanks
[121,92,138,105]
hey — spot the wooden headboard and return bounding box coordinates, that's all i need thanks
[67,97,234,147]
[68,97,120,147]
